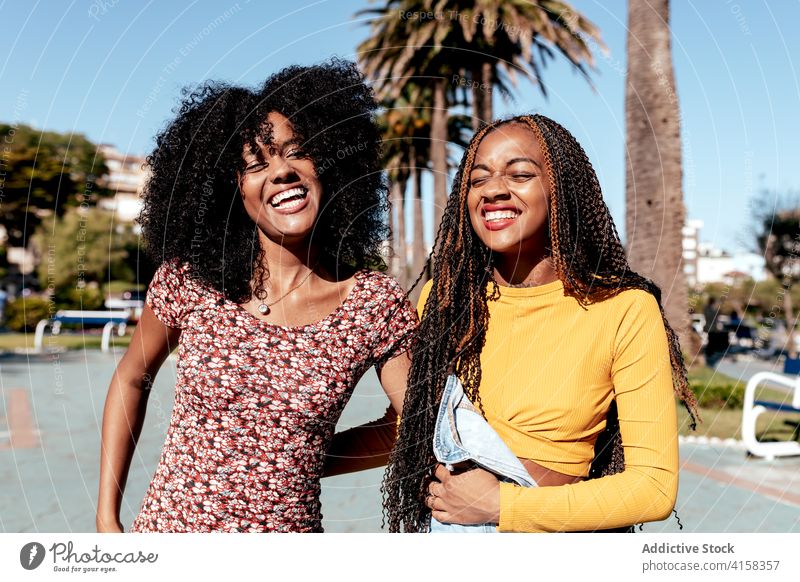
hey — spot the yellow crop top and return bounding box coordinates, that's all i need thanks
[417,278,679,532]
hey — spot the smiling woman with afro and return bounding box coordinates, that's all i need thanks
[138,58,390,301]
[97,59,418,533]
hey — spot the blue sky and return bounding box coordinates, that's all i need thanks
[1,0,798,252]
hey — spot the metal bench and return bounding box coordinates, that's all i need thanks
[34,310,130,353]
[741,371,800,459]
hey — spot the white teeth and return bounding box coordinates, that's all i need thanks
[484,210,518,222]
[270,187,307,207]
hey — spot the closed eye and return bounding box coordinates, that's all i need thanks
[286,148,307,159]
[244,161,268,173]
[509,173,535,182]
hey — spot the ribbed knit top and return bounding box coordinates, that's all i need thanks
[418,278,679,532]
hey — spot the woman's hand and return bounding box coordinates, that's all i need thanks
[425,464,501,525]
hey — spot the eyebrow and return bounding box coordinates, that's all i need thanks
[278,138,303,148]
[246,137,303,160]
[471,157,541,172]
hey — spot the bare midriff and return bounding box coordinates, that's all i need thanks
[518,458,584,487]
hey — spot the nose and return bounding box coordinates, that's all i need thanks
[482,173,510,200]
[268,154,296,184]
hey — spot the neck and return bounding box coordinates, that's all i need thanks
[258,231,319,290]
[492,250,557,287]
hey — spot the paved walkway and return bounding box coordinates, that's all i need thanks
[0,350,797,532]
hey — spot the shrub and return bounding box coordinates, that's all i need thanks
[692,382,745,409]
[4,297,53,332]
[55,284,105,311]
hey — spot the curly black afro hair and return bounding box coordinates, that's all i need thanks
[138,58,388,303]
[250,58,389,280]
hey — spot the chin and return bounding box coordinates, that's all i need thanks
[278,227,317,244]
[477,233,522,254]
[257,221,313,244]
[267,213,320,238]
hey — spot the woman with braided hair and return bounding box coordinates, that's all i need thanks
[383,114,699,533]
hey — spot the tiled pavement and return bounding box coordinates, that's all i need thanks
[1,349,797,533]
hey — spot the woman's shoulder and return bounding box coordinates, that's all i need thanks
[419,278,434,298]
[357,269,409,300]
[607,287,661,313]
[149,258,185,287]
[599,287,665,337]
[151,258,190,283]
[149,258,212,298]
[353,270,418,325]
[416,279,434,317]
[145,259,209,328]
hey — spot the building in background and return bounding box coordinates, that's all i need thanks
[683,219,767,286]
[97,144,146,224]
[2,144,146,286]
[682,219,702,286]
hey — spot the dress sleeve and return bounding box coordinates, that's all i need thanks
[369,275,419,370]
[145,260,196,329]
[497,291,679,532]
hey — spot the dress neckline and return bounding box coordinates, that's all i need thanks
[227,269,367,332]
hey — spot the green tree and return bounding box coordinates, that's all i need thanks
[0,123,110,247]
[698,278,800,323]
[0,245,7,280]
[754,193,800,358]
[33,207,136,306]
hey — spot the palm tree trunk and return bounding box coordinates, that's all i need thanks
[390,179,408,287]
[471,69,483,132]
[471,62,494,130]
[431,78,448,241]
[413,174,425,270]
[624,0,691,353]
[481,62,493,122]
[410,155,427,305]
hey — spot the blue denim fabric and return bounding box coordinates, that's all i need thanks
[429,375,537,533]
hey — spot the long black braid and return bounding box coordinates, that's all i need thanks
[382,114,699,533]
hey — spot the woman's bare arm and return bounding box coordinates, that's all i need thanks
[96,305,180,532]
[323,351,410,478]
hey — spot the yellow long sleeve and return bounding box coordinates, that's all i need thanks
[417,279,679,532]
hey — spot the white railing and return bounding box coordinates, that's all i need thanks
[33,310,129,353]
[741,371,800,459]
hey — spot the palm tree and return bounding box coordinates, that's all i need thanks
[357,6,458,245]
[358,0,603,268]
[624,0,693,356]
[379,106,412,285]
[438,0,604,128]
[378,84,470,292]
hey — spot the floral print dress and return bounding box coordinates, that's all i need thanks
[130,261,417,532]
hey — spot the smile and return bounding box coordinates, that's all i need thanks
[484,210,519,222]
[268,186,308,212]
[481,206,520,231]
